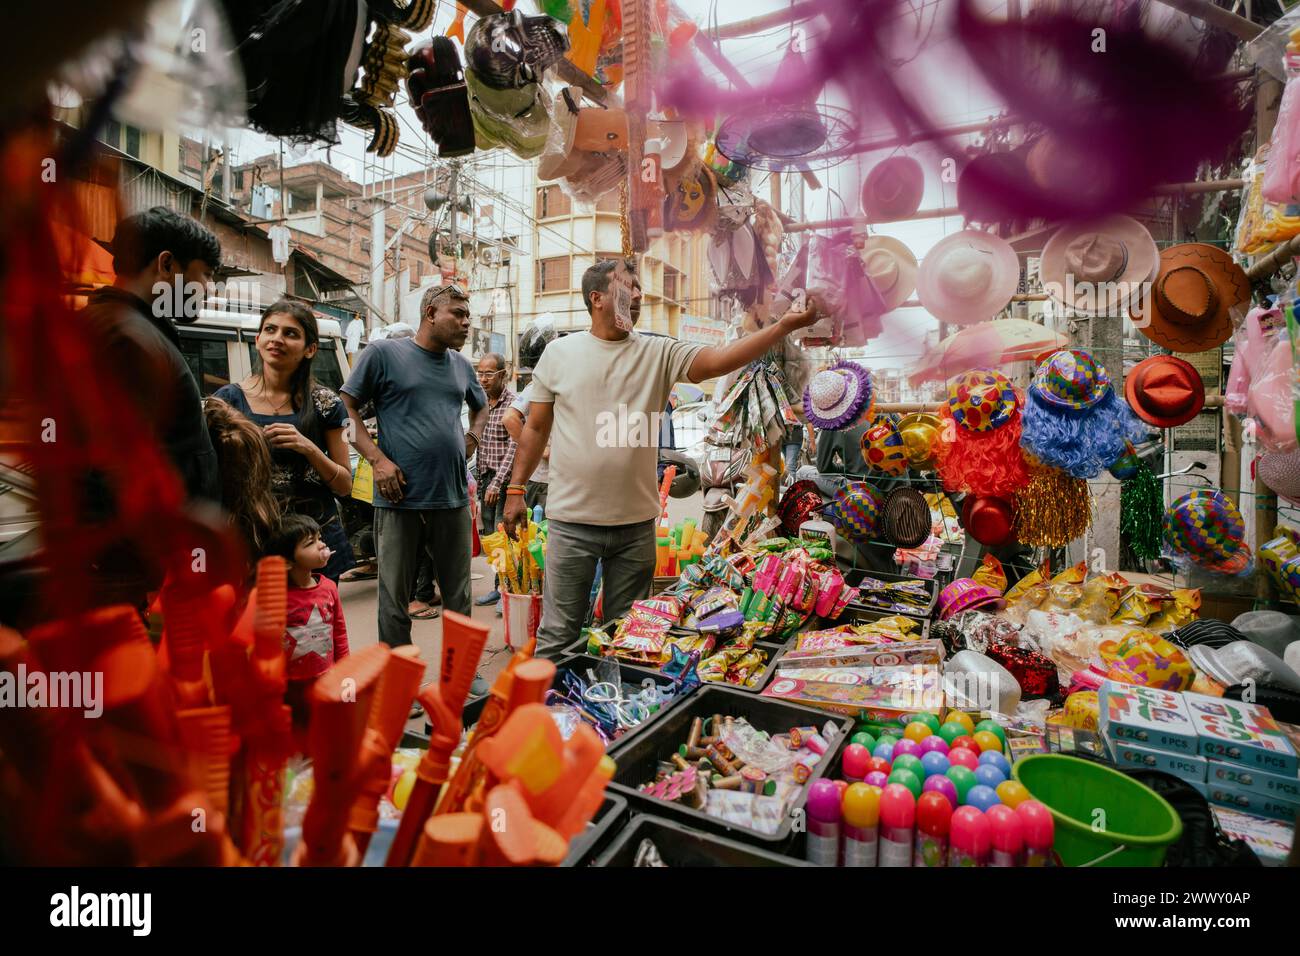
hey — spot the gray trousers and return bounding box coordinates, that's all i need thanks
[375,505,473,648]
[536,518,656,660]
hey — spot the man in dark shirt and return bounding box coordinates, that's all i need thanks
[81,206,221,504]
[341,284,490,686]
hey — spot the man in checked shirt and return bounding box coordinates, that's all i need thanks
[473,352,516,611]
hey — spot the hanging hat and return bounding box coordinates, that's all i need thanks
[1163,489,1251,574]
[1039,216,1158,315]
[897,412,941,470]
[938,578,1003,621]
[1030,349,1111,410]
[947,368,1017,432]
[860,417,908,475]
[1125,355,1205,428]
[859,236,918,312]
[961,495,1016,546]
[860,156,925,222]
[777,479,826,536]
[917,230,1020,326]
[1257,449,1300,506]
[538,86,629,181]
[1099,630,1195,692]
[464,10,569,90]
[826,481,883,541]
[883,487,932,549]
[803,360,874,430]
[1131,243,1250,354]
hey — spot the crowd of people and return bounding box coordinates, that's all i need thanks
[91,205,819,700]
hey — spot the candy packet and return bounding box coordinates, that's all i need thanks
[972,554,1007,593]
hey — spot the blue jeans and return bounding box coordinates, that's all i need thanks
[536,518,656,660]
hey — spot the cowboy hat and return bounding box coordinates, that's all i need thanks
[917,230,1020,326]
[1131,243,1250,354]
[1039,215,1158,316]
[859,235,918,312]
[1125,355,1205,428]
[860,156,924,222]
[538,86,628,181]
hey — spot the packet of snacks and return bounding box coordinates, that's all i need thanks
[972,554,1007,593]
[1110,583,1173,627]
[1075,573,1131,624]
[1146,588,1202,634]
[1004,562,1048,605]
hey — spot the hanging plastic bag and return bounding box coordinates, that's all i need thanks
[1262,49,1300,204]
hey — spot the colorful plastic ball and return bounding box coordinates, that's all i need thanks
[923,773,959,809]
[937,723,967,746]
[945,710,976,735]
[974,763,1007,789]
[842,744,874,781]
[877,734,900,750]
[974,719,1007,745]
[948,747,980,772]
[918,736,950,757]
[978,751,1011,777]
[903,721,933,743]
[893,739,922,759]
[867,756,892,777]
[946,765,977,803]
[891,753,924,779]
[972,730,1004,754]
[888,767,923,800]
[965,784,1001,812]
[872,743,896,764]
[865,771,890,788]
[995,780,1031,808]
[909,713,943,734]
[949,735,978,754]
[851,731,878,751]
[920,752,951,778]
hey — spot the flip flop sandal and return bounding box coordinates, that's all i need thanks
[340,565,378,582]
[408,602,441,620]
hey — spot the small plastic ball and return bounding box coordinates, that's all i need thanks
[920,752,952,778]
[965,784,1001,812]
[945,710,976,735]
[979,751,1012,777]
[948,747,980,772]
[974,763,1007,789]
[903,721,933,743]
[972,730,1004,754]
[996,780,1031,808]
[893,739,922,759]
[974,719,1007,745]
[918,736,950,757]
[888,767,923,799]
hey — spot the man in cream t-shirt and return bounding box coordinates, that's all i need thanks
[504,258,818,658]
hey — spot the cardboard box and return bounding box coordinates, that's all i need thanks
[1211,806,1295,866]
[778,639,945,671]
[1182,692,1299,776]
[1197,778,1300,824]
[1111,741,1207,783]
[1098,681,1198,755]
[1205,760,1300,801]
[761,666,943,722]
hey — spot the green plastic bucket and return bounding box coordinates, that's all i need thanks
[1012,754,1182,867]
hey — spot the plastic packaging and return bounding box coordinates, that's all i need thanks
[878,783,915,867]
[805,779,842,865]
[841,783,881,866]
[948,805,991,867]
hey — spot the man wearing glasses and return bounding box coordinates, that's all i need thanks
[472,352,516,611]
[341,283,492,693]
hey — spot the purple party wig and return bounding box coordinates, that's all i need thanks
[1020,386,1148,479]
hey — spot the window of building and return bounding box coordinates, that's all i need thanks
[104,120,121,151]
[124,125,141,159]
[536,256,569,292]
[360,238,371,253]
[663,267,681,303]
[536,185,571,219]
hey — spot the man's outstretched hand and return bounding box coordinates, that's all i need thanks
[777,294,822,334]
[502,492,527,540]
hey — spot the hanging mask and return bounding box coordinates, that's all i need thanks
[464,10,570,90]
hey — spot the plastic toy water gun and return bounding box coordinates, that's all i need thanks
[349,644,426,855]
[386,610,490,867]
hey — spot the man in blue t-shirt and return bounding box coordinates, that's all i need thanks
[341,284,489,664]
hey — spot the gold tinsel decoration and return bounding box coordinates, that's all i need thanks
[1013,464,1093,547]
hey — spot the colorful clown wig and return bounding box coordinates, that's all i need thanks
[934,368,1030,499]
[1021,349,1147,479]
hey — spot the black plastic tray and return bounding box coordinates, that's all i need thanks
[606,685,853,844]
[593,814,812,867]
[562,793,629,867]
[844,568,939,620]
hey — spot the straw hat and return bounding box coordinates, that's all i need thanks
[1131,243,1250,354]
[1257,449,1300,506]
[1125,355,1205,429]
[803,360,874,430]
[897,412,941,469]
[860,156,925,222]
[859,236,918,312]
[917,230,1020,326]
[1039,216,1158,316]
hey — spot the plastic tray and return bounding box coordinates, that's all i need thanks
[562,793,629,867]
[606,685,853,844]
[844,568,939,620]
[566,629,792,695]
[593,814,812,867]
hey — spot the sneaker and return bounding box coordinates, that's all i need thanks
[495,603,502,618]
[469,673,490,697]
[475,589,501,606]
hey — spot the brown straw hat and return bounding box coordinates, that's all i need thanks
[1131,243,1249,354]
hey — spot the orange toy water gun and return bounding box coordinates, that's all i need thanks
[385,610,489,866]
[296,645,390,866]
[349,644,425,855]
[411,784,567,866]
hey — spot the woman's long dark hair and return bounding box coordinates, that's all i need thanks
[255,298,321,440]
